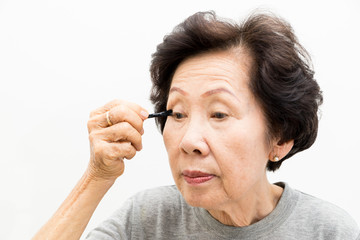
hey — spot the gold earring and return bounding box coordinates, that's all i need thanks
[273,156,279,162]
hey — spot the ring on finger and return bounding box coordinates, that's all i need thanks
[106,111,113,126]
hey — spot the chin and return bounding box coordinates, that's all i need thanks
[178,183,219,209]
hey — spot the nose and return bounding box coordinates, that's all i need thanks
[179,117,210,156]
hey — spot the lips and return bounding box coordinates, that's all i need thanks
[182,170,215,185]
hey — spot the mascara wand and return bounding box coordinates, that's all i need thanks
[148,110,173,118]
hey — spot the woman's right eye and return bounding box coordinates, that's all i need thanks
[173,112,185,119]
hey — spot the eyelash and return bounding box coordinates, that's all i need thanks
[173,112,186,119]
[171,112,228,120]
[211,112,228,119]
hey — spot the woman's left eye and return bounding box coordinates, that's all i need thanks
[211,112,228,119]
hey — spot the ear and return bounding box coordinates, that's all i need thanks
[269,139,294,161]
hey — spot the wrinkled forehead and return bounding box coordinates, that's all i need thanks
[169,49,253,98]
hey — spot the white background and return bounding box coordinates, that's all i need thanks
[0,0,359,239]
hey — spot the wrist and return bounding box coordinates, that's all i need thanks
[84,164,118,187]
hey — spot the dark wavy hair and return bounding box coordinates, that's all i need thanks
[150,11,323,171]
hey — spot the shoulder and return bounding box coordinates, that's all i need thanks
[98,185,184,224]
[296,190,357,225]
[125,185,198,238]
[86,186,186,239]
[291,187,359,238]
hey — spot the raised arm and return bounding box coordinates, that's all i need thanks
[32,100,148,240]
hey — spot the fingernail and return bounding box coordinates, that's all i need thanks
[140,110,149,119]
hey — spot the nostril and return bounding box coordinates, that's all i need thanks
[180,134,208,155]
[193,149,201,154]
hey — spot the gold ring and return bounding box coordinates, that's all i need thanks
[106,111,113,126]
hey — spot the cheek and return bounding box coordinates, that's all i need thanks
[163,123,173,154]
[163,122,185,188]
[163,121,181,163]
[213,119,270,177]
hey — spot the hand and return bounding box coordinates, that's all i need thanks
[86,99,148,181]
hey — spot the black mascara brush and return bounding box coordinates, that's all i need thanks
[148,110,173,118]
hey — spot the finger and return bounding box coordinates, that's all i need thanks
[90,99,149,120]
[124,101,149,120]
[91,141,126,176]
[89,105,145,133]
[103,142,136,161]
[89,99,122,118]
[99,122,143,151]
[106,141,137,160]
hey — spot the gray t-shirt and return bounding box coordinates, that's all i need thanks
[86,182,359,239]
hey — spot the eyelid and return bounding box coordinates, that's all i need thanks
[172,111,186,120]
[166,96,184,109]
[211,111,229,119]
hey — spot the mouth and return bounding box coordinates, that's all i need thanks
[182,170,215,185]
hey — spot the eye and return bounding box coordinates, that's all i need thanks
[211,112,228,119]
[173,112,186,120]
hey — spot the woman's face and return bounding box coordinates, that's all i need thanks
[163,49,273,210]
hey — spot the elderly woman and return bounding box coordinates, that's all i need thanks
[33,11,359,240]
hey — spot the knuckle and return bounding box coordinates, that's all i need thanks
[87,120,95,131]
[93,144,103,158]
[134,135,143,150]
[100,145,116,161]
[107,150,118,161]
[117,104,127,115]
[125,145,136,158]
[112,105,126,122]
[128,150,136,159]
[119,121,132,131]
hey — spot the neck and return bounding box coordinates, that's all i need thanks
[208,179,283,227]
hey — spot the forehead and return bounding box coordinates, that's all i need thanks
[170,49,253,94]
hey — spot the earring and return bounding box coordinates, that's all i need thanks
[273,156,279,162]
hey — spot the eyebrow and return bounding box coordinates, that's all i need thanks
[169,87,240,102]
[201,88,239,100]
[169,87,189,96]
